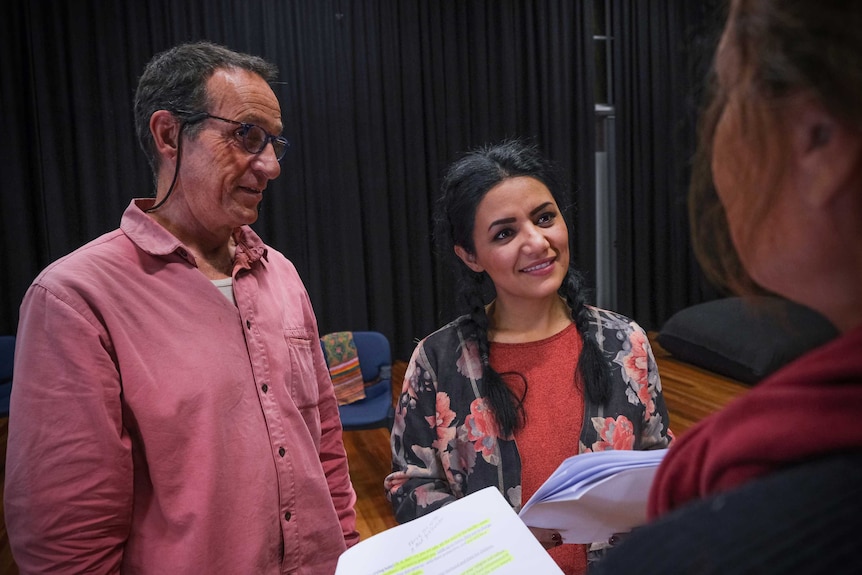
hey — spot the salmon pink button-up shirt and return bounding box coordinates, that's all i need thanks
[5,199,358,574]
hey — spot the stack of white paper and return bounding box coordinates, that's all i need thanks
[336,486,564,575]
[336,449,667,574]
[518,448,667,544]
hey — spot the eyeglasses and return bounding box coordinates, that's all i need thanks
[183,112,289,161]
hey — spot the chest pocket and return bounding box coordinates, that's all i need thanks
[282,328,321,410]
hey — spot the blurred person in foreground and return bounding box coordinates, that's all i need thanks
[592,1,862,573]
[4,41,358,574]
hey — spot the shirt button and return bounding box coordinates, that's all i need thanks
[177,248,187,258]
[284,511,292,521]
[279,447,285,457]
[262,384,268,393]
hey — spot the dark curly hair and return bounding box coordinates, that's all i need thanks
[434,139,611,437]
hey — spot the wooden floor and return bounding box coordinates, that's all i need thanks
[342,359,407,540]
[0,335,749,570]
[647,333,750,436]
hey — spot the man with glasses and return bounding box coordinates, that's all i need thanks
[5,41,359,574]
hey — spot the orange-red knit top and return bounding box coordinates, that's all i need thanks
[490,322,587,575]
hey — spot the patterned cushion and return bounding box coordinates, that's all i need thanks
[321,332,366,406]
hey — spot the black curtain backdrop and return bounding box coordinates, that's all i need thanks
[612,0,726,327]
[1,0,721,361]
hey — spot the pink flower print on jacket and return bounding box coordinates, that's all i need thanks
[431,392,457,452]
[456,338,484,381]
[384,309,674,525]
[617,328,655,413]
[589,415,635,451]
[463,398,501,464]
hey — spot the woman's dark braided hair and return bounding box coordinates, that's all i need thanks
[434,139,611,437]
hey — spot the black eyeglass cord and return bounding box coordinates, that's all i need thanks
[145,120,193,214]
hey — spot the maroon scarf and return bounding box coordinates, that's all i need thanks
[648,323,862,518]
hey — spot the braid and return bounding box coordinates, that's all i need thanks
[434,139,563,437]
[462,271,524,438]
[560,267,612,405]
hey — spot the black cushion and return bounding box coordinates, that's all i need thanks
[657,297,838,385]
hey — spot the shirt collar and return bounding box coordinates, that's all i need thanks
[121,199,269,269]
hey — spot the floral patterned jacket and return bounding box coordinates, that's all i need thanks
[385,306,673,524]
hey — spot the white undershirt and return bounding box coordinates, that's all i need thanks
[211,278,235,305]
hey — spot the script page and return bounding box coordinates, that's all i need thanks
[336,486,563,575]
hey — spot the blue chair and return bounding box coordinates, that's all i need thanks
[1,335,15,418]
[322,331,395,432]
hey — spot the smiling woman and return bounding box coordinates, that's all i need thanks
[384,139,673,575]
[454,176,571,315]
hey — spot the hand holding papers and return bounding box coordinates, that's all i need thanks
[518,449,667,544]
[336,486,563,575]
[335,450,666,573]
